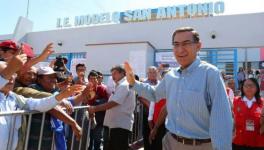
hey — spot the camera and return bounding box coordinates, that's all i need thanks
[54,55,65,71]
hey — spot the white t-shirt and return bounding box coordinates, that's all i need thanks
[103,77,136,131]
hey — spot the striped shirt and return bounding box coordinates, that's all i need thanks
[134,57,232,150]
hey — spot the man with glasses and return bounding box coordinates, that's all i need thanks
[124,27,232,150]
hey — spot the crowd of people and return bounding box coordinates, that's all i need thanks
[0,26,264,150]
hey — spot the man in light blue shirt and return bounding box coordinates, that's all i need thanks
[124,27,232,150]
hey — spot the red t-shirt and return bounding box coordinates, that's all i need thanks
[87,84,109,105]
[153,99,166,123]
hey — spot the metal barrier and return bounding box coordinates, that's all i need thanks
[0,105,91,150]
[0,101,146,150]
[129,97,144,146]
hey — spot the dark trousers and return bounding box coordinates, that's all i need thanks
[233,143,264,150]
[89,125,104,150]
[150,123,167,150]
[143,107,151,150]
[103,127,131,150]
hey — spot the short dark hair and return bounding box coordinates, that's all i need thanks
[88,71,98,79]
[172,27,200,44]
[110,65,126,76]
[76,63,86,70]
[96,71,103,76]
[241,78,261,104]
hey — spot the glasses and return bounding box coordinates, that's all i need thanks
[172,41,197,49]
[243,84,256,88]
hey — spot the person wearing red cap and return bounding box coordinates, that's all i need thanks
[0,40,54,67]
[0,41,56,95]
[0,40,35,59]
[0,52,27,89]
[0,40,19,60]
[0,61,85,150]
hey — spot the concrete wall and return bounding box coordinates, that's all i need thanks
[84,42,154,77]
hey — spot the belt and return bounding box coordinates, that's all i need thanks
[170,133,211,146]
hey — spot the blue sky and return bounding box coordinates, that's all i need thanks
[0,0,263,35]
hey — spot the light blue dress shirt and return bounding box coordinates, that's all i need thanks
[134,57,233,150]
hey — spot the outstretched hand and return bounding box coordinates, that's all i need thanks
[87,106,95,115]
[39,43,55,61]
[1,54,27,80]
[56,85,86,101]
[124,61,136,86]
[10,54,28,71]
[81,82,96,101]
[60,99,74,114]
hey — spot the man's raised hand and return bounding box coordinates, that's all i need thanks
[124,61,136,86]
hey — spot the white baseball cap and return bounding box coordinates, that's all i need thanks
[37,66,56,75]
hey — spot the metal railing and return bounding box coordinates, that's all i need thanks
[130,98,144,144]
[0,100,145,150]
[0,106,91,150]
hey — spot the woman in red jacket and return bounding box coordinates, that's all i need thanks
[233,78,264,150]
